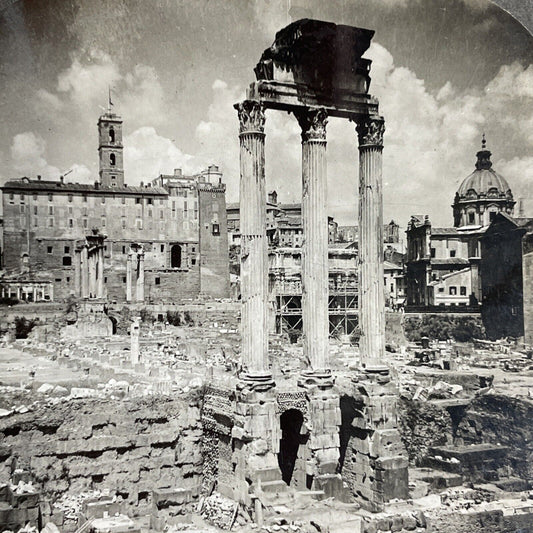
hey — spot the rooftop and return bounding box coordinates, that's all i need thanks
[2,178,168,195]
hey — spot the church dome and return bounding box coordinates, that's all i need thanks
[452,136,515,228]
[456,137,512,199]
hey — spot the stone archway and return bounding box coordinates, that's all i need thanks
[278,408,306,486]
[109,315,118,335]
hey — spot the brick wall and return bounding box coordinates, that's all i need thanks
[198,189,230,298]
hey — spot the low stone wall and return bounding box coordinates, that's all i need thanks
[397,399,453,465]
[0,396,203,530]
[455,393,533,480]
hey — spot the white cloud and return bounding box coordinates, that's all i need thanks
[10,132,60,179]
[124,126,199,185]
[356,42,533,228]
[56,49,120,107]
[67,164,93,184]
[35,89,64,112]
[35,49,168,129]
[485,63,533,98]
[9,133,93,183]
[497,156,533,214]
[194,78,303,203]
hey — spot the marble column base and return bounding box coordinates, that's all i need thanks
[238,370,275,392]
[298,369,335,389]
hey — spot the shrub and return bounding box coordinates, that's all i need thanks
[0,297,19,306]
[139,308,154,324]
[14,316,37,339]
[166,311,181,326]
[404,314,485,342]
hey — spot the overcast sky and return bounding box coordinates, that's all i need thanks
[0,0,532,229]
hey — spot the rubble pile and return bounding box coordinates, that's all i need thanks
[200,493,239,530]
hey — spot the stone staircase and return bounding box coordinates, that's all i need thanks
[250,467,353,509]
[422,443,510,484]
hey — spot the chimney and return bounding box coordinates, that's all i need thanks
[37,175,41,181]
[140,181,144,187]
[60,176,64,184]
[174,168,182,176]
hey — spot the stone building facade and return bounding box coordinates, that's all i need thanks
[0,112,230,302]
[481,213,533,344]
[405,139,514,310]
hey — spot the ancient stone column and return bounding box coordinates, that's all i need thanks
[131,318,140,365]
[356,116,386,367]
[235,100,273,387]
[126,253,133,302]
[89,252,97,298]
[81,245,89,299]
[97,246,104,298]
[136,252,145,302]
[74,249,81,297]
[295,107,332,384]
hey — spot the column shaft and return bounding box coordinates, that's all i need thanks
[357,117,386,366]
[298,108,329,373]
[97,247,104,298]
[235,100,270,379]
[74,250,81,296]
[126,254,132,302]
[81,246,89,299]
[89,253,96,298]
[136,254,145,302]
[131,319,140,365]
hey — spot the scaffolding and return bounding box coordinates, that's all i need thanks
[271,266,358,339]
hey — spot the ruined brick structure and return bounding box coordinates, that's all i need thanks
[1,112,230,302]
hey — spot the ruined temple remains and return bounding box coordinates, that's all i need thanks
[201,19,408,512]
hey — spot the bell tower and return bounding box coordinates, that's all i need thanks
[98,111,124,187]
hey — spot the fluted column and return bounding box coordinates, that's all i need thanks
[356,116,386,368]
[295,107,332,385]
[126,253,133,302]
[136,253,145,302]
[235,99,273,388]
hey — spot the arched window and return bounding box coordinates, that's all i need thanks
[109,128,115,143]
[171,244,182,268]
[110,153,116,166]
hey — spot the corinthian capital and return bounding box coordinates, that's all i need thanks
[295,107,328,142]
[235,100,265,134]
[356,116,385,147]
